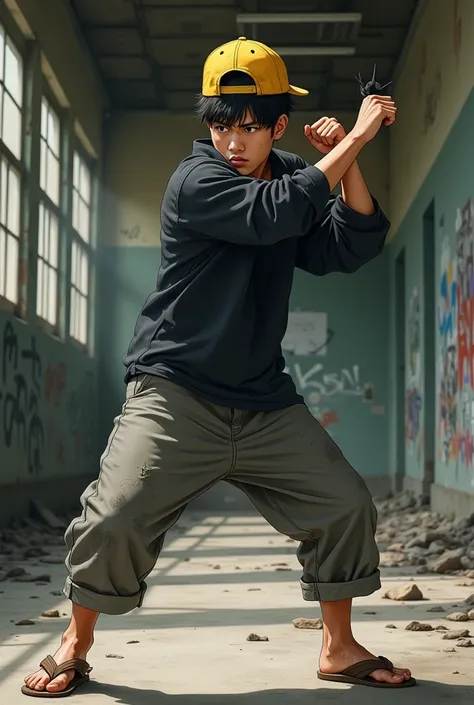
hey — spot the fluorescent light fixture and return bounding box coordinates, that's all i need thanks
[236,13,362,24]
[274,46,356,56]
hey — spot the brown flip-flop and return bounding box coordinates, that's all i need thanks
[21,655,92,698]
[318,655,417,688]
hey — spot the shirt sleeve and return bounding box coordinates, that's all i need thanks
[295,194,390,275]
[176,159,330,246]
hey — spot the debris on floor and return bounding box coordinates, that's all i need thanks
[292,618,323,630]
[384,584,424,601]
[247,633,269,642]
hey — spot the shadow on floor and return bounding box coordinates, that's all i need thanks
[86,680,473,704]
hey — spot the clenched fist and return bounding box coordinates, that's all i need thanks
[304,117,346,154]
[353,94,397,144]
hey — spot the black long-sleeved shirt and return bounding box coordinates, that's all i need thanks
[123,138,390,410]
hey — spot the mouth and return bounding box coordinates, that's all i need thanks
[229,157,248,167]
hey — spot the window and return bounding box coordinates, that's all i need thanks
[0,22,23,304]
[37,97,61,326]
[70,151,92,345]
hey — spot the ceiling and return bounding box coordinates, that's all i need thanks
[70,0,422,112]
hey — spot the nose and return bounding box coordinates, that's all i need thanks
[228,134,244,153]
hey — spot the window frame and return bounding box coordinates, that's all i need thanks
[35,85,64,334]
[0,16,26,312]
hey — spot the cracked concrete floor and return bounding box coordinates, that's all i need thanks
[1,511,473,703]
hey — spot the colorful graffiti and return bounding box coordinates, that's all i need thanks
[438,199,474,468]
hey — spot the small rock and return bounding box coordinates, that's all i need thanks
[364,611,377,615]
[13,574,51,583]
[457,639,473,647]
[386,624,397,629]
[435,626,448,631]
[275,567,292,571]
[247,633,269,642]
[292,618,323,630]
[30,596,39,599]
[271,563,289,567]
[443,647,456,653]
[406,621,433,631]
[248,588,261,592]
[430,550,464,574]
[384,584,424,601]
[127,640,140,644]
[427,606,445,613]
[213,565,221,570]
[41,610,60,618]
[465,594,474,606]
[468,610,474,620]
[442,630,470,640]
[6,567,26,579]
[446,612,469,622]
[416,566,430,575]
[15,620,36,626]
[465,570,474,579]
[50,591,62,597]
[106,653,124,659]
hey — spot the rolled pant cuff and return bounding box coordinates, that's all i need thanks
[63,576,147,615]
[300,570,381,602]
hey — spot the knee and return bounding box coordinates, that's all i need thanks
[340,477,376,521]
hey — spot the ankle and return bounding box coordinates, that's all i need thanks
[61,631,93,651]
[323,635,357,655]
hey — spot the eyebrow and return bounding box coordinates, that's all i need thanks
[238,121,259,128]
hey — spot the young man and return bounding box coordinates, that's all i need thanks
[23,37,415,697]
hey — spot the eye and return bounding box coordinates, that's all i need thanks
[215,125,229,133]
[244,126,258,133]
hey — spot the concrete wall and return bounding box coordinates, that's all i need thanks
[101,110,391,495]
[388,0,474,513]
[390,0,474,237]
[0,1,106,521]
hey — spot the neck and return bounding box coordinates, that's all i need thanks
[250,156,271,180]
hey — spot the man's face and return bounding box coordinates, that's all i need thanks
[209,110,288,178]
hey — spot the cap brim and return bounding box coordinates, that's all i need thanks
[289,84,309,96]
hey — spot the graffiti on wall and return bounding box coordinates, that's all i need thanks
[0,323,44,475]
[405,286,422,457]
[0,320,96,477]
[437,199,474,468]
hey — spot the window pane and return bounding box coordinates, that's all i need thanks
[2,93,21,158]
[79,294,87,344]
[47,150,59,204]
[79,199,90,242]
[49,210,58,268]
[72,190,79,232]
[70,288,77,338]
[73,153,80,189]
[6,233,18,303]
[0,158,6,225]
[38,202,44,258]
[80,249,88,294]
[48,106,60,156]
[48,266,57,325]
[5,39,22,106]
[0,226,5,295]
[71,240,76,287]
[41,98,48,138]
[7,165,20,236]
[0,86,3,139]
[0,27,4,80]
[36,257,44,316]
[40,138,47,192]
[80,162,91,204]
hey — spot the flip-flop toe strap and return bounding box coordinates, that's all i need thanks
[53,658,92,679]
[39,656,57,680]
[341,657,394,680]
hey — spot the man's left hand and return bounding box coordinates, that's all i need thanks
[304,117,347,154]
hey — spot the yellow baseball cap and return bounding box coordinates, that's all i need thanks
[202,37,309,97]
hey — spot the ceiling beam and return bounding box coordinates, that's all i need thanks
[131,0,166,109]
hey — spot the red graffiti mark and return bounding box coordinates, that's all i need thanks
[319,410,339,429]
[44,363,67,407]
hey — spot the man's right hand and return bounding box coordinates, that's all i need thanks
[351,95,397,144]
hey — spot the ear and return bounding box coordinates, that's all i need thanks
[273,114,289,141]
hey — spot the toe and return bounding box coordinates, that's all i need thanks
[46,673,70,693]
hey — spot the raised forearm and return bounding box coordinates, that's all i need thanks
[341,160,375,216]
[314,132,366,192]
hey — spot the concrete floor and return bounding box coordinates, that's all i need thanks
[1,511,473,703]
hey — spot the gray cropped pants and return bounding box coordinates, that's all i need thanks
[63,374,381,614]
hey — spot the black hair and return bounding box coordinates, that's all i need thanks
[196,71,294,131]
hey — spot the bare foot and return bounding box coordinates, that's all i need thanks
[320,641,412,685]
[23,636,92,694]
